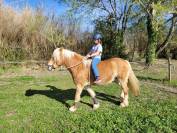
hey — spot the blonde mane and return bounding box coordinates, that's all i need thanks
[53,48,91,67]
[53,48,76,60]
[53,48,60,61]
[62,49,75,59]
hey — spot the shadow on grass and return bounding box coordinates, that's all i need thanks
[25,85,121,109]
[137,75,165,82]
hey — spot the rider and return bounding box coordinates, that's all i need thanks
[86,33,103,84]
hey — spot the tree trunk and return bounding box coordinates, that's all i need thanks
[145,5,157,66]
[115,32,124,57]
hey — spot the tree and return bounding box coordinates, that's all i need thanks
[135,0,177,65]
[156,13,177,56]
[60,0,135,58]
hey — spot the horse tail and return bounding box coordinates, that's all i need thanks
[127,62,140,96]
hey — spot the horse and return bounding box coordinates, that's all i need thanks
[47,47,140,112]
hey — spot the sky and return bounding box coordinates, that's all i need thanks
[3,0,68,16]
[3,0,94,31]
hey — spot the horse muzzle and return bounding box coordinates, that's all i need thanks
[47,65,54,71]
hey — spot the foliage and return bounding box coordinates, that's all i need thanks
[61,0,177,62]
[0,0,176,62]
[61,0,136,58]
[134,0,177,64]
[0,3,91,61]
[94,18,127,58]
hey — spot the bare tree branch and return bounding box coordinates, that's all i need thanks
[165,13,177,24]
[113,0,117,18]
[108,0,115,14]
[122,1,133,33]
[156,14,176,56]
[100,0,112,15]
[138,0,153,18]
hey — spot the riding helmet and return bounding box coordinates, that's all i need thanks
[93,33,102,40]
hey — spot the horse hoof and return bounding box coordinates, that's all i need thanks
[93,103,100,110]
[69,106,77,112]
[120,102,128,108]
[120,97,124,103]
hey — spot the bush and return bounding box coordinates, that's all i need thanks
[0,3,91,61]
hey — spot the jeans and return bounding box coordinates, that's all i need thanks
[91,57,101,78]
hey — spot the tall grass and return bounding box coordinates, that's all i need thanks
[0,2,92,61]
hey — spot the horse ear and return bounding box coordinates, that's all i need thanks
[60,47,64,51]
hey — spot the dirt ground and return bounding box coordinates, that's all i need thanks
[0,59,176,75]
[0,59,177,90]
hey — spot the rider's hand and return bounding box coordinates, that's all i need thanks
[86,54,91,59]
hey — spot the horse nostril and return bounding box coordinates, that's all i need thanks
[48,65,53,71]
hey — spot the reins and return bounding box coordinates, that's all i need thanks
[62,57,88,69]
[62,57,91,84]
[65,59,84,69]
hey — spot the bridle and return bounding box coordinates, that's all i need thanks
[48,58,87,70]
[64,59,85,69]
[47,57,91,83]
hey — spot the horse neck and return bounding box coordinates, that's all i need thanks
[62,51,91,83]
[63,53,83,68]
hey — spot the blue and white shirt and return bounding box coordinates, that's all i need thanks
[90,44,103,59]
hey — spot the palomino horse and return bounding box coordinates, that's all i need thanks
[48,48,139,112]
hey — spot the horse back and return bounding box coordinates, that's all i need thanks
[98,58,130,82]
[99,57,129,69]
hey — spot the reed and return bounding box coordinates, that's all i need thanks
[0,2,91,61]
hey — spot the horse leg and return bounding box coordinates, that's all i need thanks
[85,86,100,110]
[69,84,84,112]
[117,78,125,103]
[120,80,129,107]
[120,90,124,103]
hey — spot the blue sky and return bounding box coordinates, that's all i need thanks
[3,0,94,31]
[3,0,68,16]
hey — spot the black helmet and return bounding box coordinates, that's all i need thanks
[93,33,102,40]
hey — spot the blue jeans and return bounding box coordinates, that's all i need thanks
[91,57,101,79]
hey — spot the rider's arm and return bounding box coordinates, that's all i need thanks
[86,47,94,58]
[86,51,92,56]
[90,51,101,57]
[90,45,102,57]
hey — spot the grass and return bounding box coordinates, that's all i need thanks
[132,59,177,88]
[0,65,21,75]
[169,80,177,88]
[0,67,177,133]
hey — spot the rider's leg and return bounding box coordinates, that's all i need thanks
[91,58,101,82]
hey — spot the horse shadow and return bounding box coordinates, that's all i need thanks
[137,75,164,82]
[25,85,121,108]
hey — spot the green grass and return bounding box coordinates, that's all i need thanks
[168,80,177,88]
[0,65,21,75]
[134,63,177,88]
[0,71,177,133]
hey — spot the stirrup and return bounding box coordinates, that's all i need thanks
[94,79,101,84]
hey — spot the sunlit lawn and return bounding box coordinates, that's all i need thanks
[0,68,177,132]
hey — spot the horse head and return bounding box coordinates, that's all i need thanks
[47,48,64,71]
